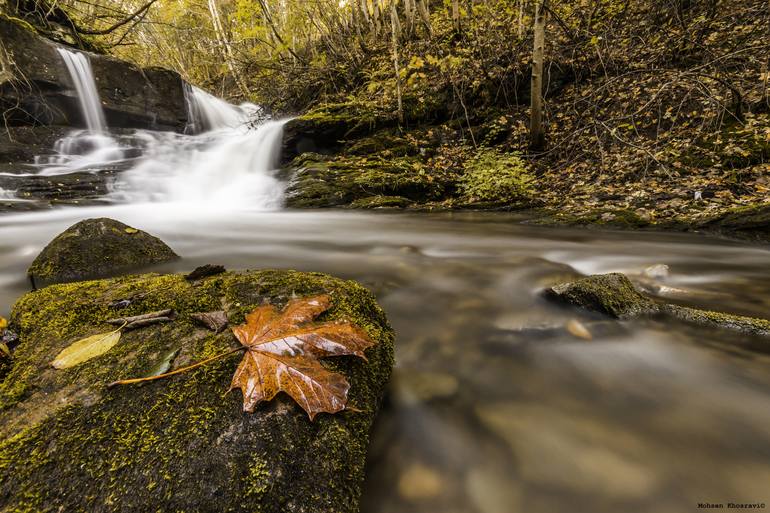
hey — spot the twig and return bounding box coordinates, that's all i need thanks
[107,346,245,388]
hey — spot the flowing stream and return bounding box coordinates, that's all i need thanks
[1,49,770,513]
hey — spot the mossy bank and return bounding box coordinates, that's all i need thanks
[0,269,394,513]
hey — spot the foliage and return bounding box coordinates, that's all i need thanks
[230,294,375,419]
[110,294,376,420]
[51,327,122,369]
[458,149,534,203]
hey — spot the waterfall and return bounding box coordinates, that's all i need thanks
[57,48,107,133]
[108,119,288,209]
[21,68,287,211]
[184,84,262,133]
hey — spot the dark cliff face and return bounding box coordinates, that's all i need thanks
[0,17,188,131]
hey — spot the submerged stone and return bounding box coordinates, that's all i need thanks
[27,218,179,285]
[0,269,394,513]
[545,272,770,344]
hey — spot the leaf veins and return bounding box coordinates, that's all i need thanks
[229,294,375,419]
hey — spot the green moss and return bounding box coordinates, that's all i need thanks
[349,195,412,209]
[27,218,178,285]
[458,149,535,204]
[664,304,770,338]
[286,153,454,208]
[0,13,39,35]
[0,270,394,512]
[545,273,659,319]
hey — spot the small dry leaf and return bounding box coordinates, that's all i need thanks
[52,329,122,369]
[230,294,375,420]
[124,227,139,234]
[0,317,7,330]
[191,311,228,333]
[565,319,593,340]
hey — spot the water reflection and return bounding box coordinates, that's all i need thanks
[0,208,769,512]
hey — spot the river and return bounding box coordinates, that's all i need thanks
[1,51,769,513]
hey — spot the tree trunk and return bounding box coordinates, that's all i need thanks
[416,0,432,36]
[529,0,546,150]
[451,0,460,33]
[207,0,249,97]
[390,2,404,124]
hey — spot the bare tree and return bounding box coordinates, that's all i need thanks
[529,0,546,150]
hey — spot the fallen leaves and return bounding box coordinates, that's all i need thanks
[108,294,376,421]
[52,326,123,369]
[230,295,375,419]
[191,311,228,333]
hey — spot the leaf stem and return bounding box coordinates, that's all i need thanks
[107,346,245,388]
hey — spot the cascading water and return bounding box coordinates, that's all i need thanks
[31,48,123,176]
[108,119,287,209]
[57,48,107,133]
[17,59,288,209]
[184,84,263,133]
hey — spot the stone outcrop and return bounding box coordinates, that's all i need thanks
[27,218,179,285]
[0,16,187,130]
[0,269,394,513]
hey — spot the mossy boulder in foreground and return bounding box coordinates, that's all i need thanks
[0,269,394,512]
[545,272,770,341]
[27,218,179,285]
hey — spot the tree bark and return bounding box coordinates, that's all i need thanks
[416,0,432,36]
[207,0,249,97]
[390,2,404,124]
[451,0,461,33]
[529,0,546,150]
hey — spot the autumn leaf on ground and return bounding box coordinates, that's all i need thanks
[52,326,123,369]
[230,294,375,419]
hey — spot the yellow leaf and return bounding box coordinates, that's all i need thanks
[124,228,139,234]
[52,329,122,369]
[0,342,10,359]
[0,316,7,329]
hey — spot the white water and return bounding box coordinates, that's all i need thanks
[57,48,107,133]
[107,120,287,208]
[13,54,287,209]
[184,84,263,133]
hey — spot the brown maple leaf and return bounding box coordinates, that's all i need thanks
[229,294,375,419]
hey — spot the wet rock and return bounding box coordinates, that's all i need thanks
[465,466,521,513]
[27,218,179,285]
[544,273,659,319]
[185,264,226,281]
[281,105,376,164]
[395,370,459,404]
[397,463,444,500]
[285,152,452,209]
[545,273,770,342]
[0,269,394,513]
[695,204,770,243]
[0,17,187,130]
[475,403,658,498]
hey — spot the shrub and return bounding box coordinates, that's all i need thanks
[459,149,534,203]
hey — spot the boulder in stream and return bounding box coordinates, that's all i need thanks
[545,272,770,341]
[0,269,394,512]
[27,218,179,285]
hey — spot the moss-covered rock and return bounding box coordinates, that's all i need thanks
[285,153,454,209]
[545,273,770,344]
[27,218,179,286]
[544,273,659,319]
[0,269,394,513]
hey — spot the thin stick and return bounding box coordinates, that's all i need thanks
[107,346,245,388]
